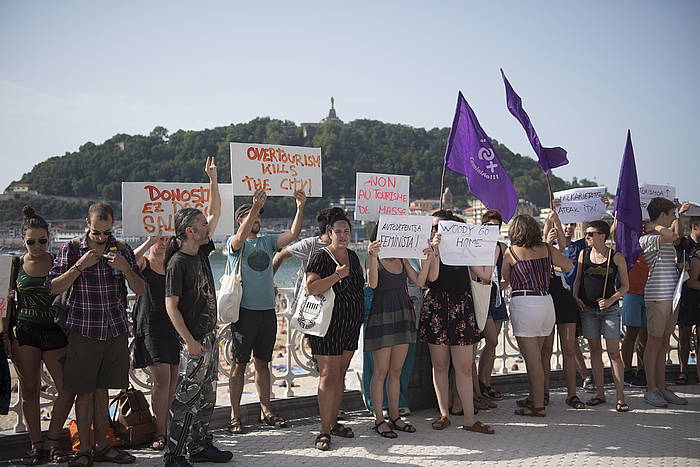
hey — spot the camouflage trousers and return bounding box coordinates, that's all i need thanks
[165,332,218,459]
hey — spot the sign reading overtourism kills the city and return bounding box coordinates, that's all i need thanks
[354,172,410,222]
[0,255,11,318]
[230,142,322,196]
[639,183,676,211]
[121,182,234,236]
[553,186,607,224]
[438,221,498,266]
[376,214,433,259]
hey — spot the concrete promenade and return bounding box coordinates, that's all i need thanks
[120,385,699,467]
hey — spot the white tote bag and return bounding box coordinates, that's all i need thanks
[469,273,492,332]
[290,248,340,337]
[217,244,243,324]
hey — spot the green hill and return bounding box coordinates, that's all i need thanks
[5,117,594,221]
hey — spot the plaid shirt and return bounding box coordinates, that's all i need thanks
[46,233,141,340]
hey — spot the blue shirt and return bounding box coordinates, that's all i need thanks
[227,234,279,310]
[562,238,586,288]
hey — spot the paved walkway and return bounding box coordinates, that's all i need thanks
[125,384,700,466]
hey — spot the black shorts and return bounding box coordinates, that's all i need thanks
[12,322,67,351]
[231,308,277,363]
[549,276,579,325]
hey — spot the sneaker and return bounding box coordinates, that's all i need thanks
[659,388,688,405]
[165,456,194,467]
[643,389,668,408]
[189,443,233,463]
[582,376,596,392]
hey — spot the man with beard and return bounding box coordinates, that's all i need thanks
[226,188,306,434]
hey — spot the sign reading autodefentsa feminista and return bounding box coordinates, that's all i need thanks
[230,142,322,197]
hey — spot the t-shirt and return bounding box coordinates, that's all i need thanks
[627,255,649,295]
[562,238,586,288]
[165,240,217,341]
[287,236,330,278]
[640,234,679,301]
[676,235,700,265]
[227,234,279,310]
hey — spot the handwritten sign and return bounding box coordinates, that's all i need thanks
[686,203,700,217]
[230,142,322,197]
[639,184,676,212]
[376,215,433,259]
[438,221,498,266]
[553,186,607,224]
[0,255,12,318]
[121,182,234,236]
[355,172,410,221]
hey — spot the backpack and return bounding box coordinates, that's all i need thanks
[109,387,156,447]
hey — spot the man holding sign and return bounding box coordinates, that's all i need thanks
[226,188,306,434]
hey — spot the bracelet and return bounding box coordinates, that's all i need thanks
[334,272,342,281]
[74,264,83,273]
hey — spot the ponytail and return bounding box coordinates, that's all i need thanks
[164,236,180,269]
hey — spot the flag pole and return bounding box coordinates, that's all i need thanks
[439,162,447,210]
[545,171,554,210]
[601,210,617,301]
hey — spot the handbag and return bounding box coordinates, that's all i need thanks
[217,243,243,324]
[110,386,156,447]
[469,272,492,332]
[290,247,340,337]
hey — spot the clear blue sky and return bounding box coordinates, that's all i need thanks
[1,0,698,202]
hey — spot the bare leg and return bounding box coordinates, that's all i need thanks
[253,358,273,417]
[450,345,476,426]
[588,338,606,401]
[636,328,648,373]
[541,329,555,398]
[42,347,76,443]
[92,388,110,450]
[370,347,392,422]
[606,338,626,403]
[574,338,591,380]
[386,344,409,423]
[644,335,663,390]
[334,351,354,418]
[10,341,43,445]
[516,336,546,409]
[428,344,451,417]
[558,324,578,398]
[149,363,174,439]
[478,319,501,387]
[228,362,247,420]
[678,326,692,375]
[315,355,341,434]
[622,326,640,369]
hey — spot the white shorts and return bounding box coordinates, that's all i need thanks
[510,295,555,337]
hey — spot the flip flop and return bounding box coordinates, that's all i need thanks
[616,402,631,412]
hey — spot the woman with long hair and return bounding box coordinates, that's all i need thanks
[1,206,74,464]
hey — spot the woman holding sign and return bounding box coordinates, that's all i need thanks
[502,214,573,417]
[417,210,495,435]
[305,212,365,451]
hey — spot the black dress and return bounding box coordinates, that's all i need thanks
[132,259,181,368]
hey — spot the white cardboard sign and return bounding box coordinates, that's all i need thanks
[0,255,12,318]
[639,184,676,212]
[685,203,700,217]
[438,221,498,266]
[553,186,607,224]
[355,172,410,221]
[230,142,322,197]
[376,214,433,259]
[121,182,234,236]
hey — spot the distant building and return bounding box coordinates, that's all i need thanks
[409,199,442,214]
[301,97,343,139]
[5,183,36,194]
[337,197,356,214]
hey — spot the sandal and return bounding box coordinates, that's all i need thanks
[227,417,244,434]
[474,397,489,411]
[565,395,586,409]
[337,410,347,420]
[389,417,416,433]
[150,435,166,451]
[515,406,546,417]
[586,397,607,406]
[92,445,135,464]
[67,451,92,467]
[431,415,451,430]
[260,413,288,428]
[330,423,354,438]
[46,437,69,464]
[481,382,503,400]
[314,433,331,451]
[449,407,464,416]
[675,372,688,385]
[616,401,631,412]
[373,419,397,439]
[462,420,495,434]
[22,445,48,466]
[515,397,533,408]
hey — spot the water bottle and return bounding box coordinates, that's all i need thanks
[109,246,121,276]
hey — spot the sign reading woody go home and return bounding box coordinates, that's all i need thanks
[230,142,322,196]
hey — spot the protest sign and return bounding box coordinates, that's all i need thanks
[686,203,700,217]
[639,184,676,212]
[355,172,410,221]
[121,182,234,236]
[0,255,11,318]
[438,221,498,266]
[230,142,322,197]
[553,186,607,224]
[376,215,433,259]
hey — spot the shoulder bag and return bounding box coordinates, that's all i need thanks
[290,247,340,337]
[217,243,243,324]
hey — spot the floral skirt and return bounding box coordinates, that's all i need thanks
[418,289,480,346]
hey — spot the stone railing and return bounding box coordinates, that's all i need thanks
[4,288,681,432]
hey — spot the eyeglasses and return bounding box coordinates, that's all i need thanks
[26,238,48,246]
[90,230,112,237]
[584,231,601,238]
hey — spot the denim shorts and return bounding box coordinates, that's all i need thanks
[580,304,621,340]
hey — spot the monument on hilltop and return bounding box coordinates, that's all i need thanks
[302,97,343,138]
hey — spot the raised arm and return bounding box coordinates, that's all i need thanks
[231,189,266,251]
[272,249,293,274]
[276,190,307,249]
[134,236,159,269]
[204,157,222,236]
[550,245,574,273]
[366,241,380,289]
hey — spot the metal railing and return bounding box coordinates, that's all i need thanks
[4,288,681,432]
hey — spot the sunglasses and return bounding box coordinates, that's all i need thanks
[90,230,112,237]
[26,238,48,246]
[584,231,601,238]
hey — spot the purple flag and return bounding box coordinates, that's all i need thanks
[444,91,519,222]
[614,130,642,270]
[501,69,568,173]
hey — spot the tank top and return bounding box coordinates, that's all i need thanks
[509,245,552,293]
[428,262,470,295]
[375,262,409,295]
[581,247,619,307]
[133,259,176,337]
[15,265,53,326]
